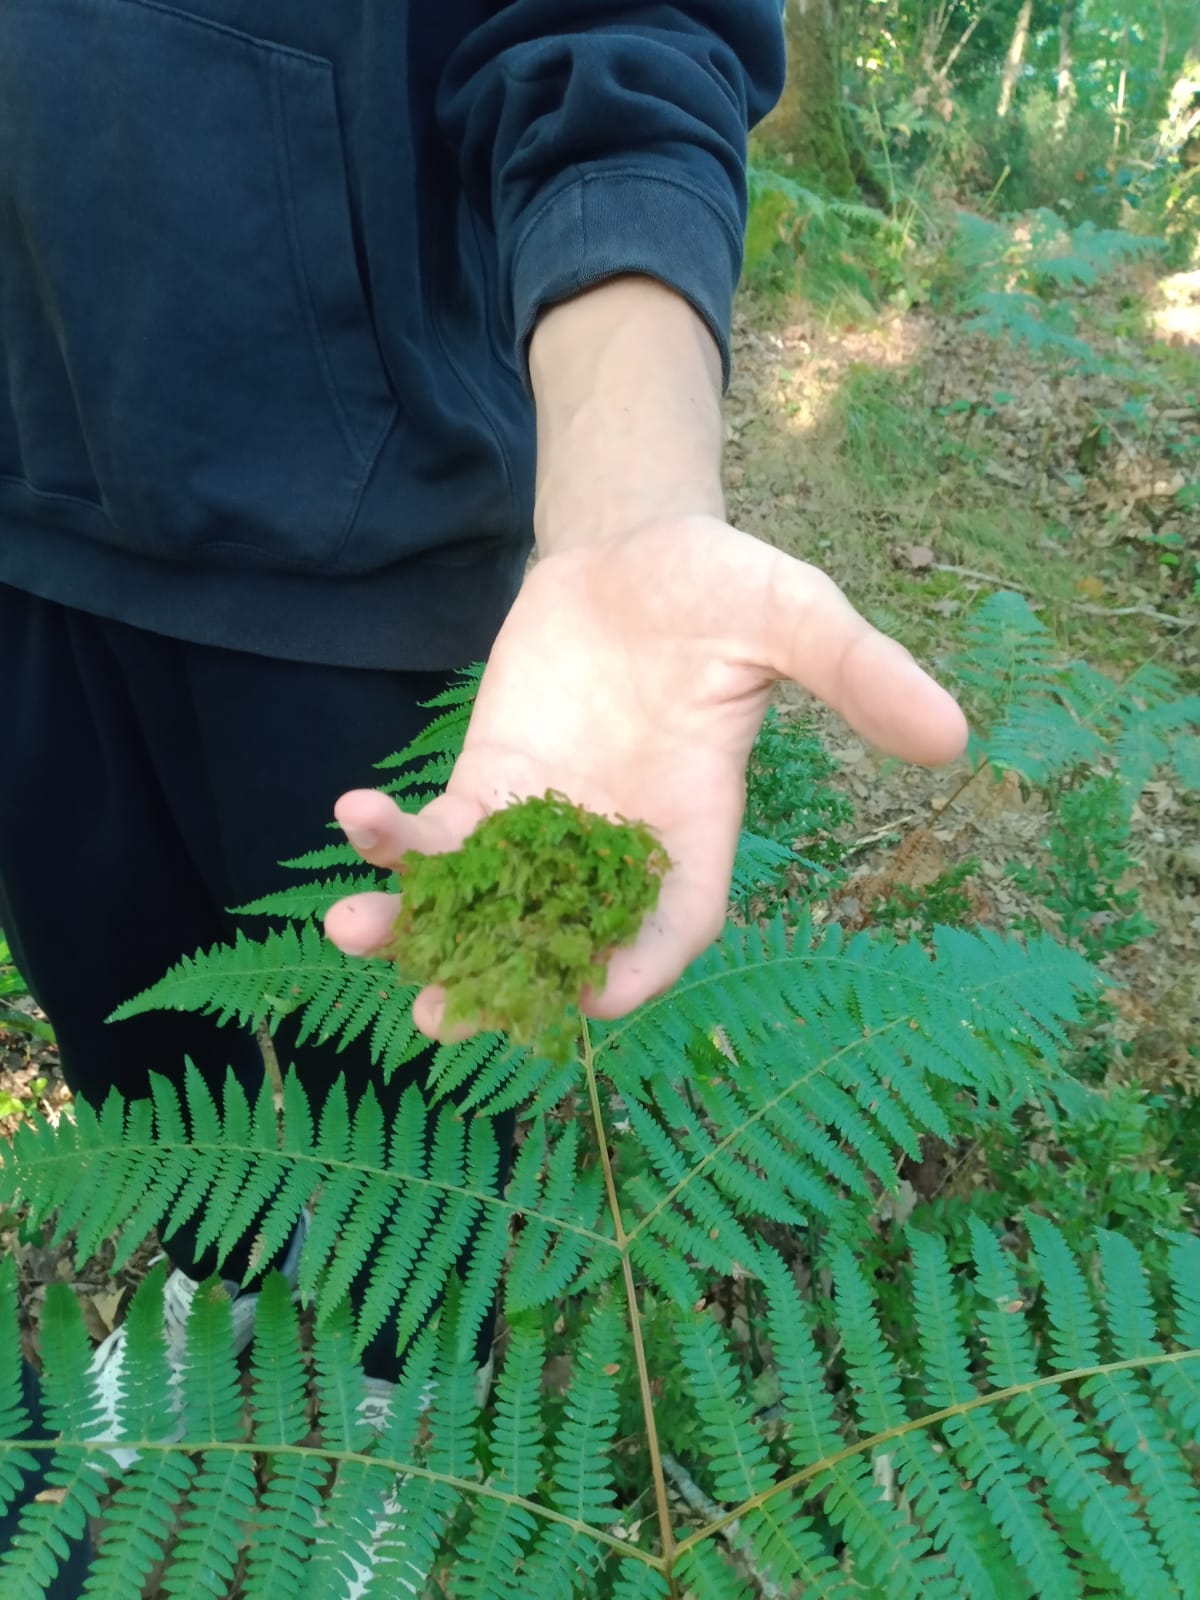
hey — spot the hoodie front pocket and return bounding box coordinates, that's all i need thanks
[0,0,397,569]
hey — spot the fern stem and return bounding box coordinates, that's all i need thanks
[581,1021,679,1589]
[20,1135,619,1254]
[0,1436,665,1572]
[622,1007,913,1245]
[672,1344,1200,1559]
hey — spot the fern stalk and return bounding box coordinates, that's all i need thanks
[583,1021,679,1590]
[673,1345,1200,1563]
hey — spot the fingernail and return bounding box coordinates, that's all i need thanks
[343,826,379,851]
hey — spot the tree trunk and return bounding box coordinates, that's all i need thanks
[1112,25,1131,150]
[759,0,856,197]
[996,0,1033,119]
[1054,0,1076,136]
[1163,15,1200,161]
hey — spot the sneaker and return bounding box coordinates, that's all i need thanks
[356,1352,495,1435]
[88,1213,310,1472]
[335,1355,496,1600]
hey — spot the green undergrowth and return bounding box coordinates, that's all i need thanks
[1,584,1198,1595]
[2,170,1198,1599]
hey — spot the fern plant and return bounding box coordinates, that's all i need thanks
[743,161,903,308]
[0,936,53,1046]
[950,589,1200,796]
[2,653,1199,1597]
[941,209,1161,368]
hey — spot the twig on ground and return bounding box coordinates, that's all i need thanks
[930,566,1196,627]
[843,817,918,859]
[932,563,1032,591]
[1068,602,1196,627]
[662,1455,787,1599]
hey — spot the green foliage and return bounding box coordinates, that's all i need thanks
[744,708,853,861]
[744,161,905,311]
[1126,158,1200,269]
[835,362,934,488]
[1008,774,1154,957]
[986,1084,1189,1244]
[4,625,1200,1594]
[736,707,852,912]
[984,88,1127,225]
[950,589,1200,795]
[390,791,669,1062]
[872,859,980,940]
[939,209,1160,366]
[3,1208,1198,1595]
[0,938,53,1047]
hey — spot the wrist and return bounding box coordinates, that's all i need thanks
[529,277,726,556]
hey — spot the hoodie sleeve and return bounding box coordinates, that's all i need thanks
[436,2,787,385]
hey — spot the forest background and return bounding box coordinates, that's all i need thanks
[0,1,1199,1595]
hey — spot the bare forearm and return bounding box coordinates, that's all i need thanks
[527,277,726,556]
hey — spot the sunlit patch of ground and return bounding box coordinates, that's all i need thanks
[1153,268,1200,345]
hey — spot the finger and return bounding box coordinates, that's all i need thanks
[580,866,727,1021]
[333,788,481,867]
[837,629,968,765]
[411,986,481,1044]
[324,889,401,957]
[770,557,968,766]
[412,987,446,1037]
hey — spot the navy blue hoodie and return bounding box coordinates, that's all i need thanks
[0,2,785,668]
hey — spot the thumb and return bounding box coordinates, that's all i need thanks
[766,554,969,766]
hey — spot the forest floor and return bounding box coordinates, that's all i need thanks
[4,256,1200,1333]
[0,253,1198,1588]
[723,257,1200,1200]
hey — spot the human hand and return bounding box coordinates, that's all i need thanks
[323,514,967,1040]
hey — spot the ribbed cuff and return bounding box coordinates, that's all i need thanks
[510,168,742,390]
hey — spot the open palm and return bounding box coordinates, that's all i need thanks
[324,516,967,1037]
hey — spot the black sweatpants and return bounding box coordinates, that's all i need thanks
[0,582,507,1373]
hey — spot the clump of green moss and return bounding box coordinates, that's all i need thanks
[390,790,671,1060]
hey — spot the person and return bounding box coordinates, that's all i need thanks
[0,2,967,1588]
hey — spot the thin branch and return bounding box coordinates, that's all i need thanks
[930,566,1197,627]
[843,815,919,859]
[939,0,1002,77]
[582,1022,679,1587]
[931,563,1032,590]
[1068,602,1196,627]
[662,1455,787,1598]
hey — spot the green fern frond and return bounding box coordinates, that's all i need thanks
[827,1236,1014,1599]
[677,1314,775,1505]
[0,1068,613,1360]
[969,1218,1172,1598]
[0,1286,103,1599]
[455,1319,545,1594]
[109,923,430,1080]
[19,910,1098,1368]
[667,1221,1200,1598]
[603,915,1095,1303]
[747,163,896,233]
[3,1219,1200,1596]
[374,665,482,775]
[911,1228,1080,1597]
[274,839,363,872]
[952,592,1200,794]
[0,1262,35,1517]
[234,870,385,921]
[111,917,576,1106]
[7,638,1200,1596]
[545,1298,624,1529]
